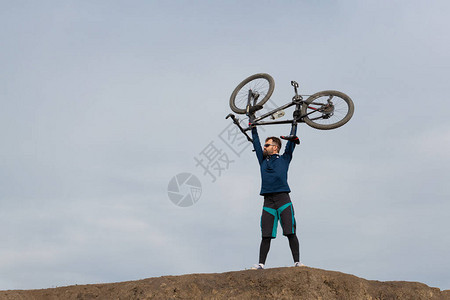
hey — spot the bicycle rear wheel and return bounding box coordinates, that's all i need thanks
[301,90,354,130]
[229,73,275,114]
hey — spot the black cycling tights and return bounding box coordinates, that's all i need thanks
[259,234,299,264]
[259,237,272,264]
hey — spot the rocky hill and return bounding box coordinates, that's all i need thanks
[1,266,449,299]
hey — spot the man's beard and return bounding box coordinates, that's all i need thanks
[263,149,269,158]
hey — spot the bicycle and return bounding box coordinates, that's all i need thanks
[226,73,354,143]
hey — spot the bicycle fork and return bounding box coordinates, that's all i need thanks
[225,89,259,143]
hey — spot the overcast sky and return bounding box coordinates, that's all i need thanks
[1,0,449,291]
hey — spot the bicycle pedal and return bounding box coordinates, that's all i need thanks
[271,110,285,120]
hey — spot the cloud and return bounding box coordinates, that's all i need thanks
[1,0,450,291]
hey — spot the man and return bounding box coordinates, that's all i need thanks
[251,124,303,269]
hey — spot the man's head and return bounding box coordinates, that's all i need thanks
[263,136,281,156]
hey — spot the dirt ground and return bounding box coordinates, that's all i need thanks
[1,266,449,299]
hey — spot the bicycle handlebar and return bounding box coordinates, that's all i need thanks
[291,80,299,92]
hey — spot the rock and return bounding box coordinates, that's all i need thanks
[0,267,448,299]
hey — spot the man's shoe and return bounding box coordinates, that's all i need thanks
[251,263,265,270]
[294,262,305,267]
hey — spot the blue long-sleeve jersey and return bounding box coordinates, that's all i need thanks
[252,126,297,195]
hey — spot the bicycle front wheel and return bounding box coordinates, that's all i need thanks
[301,90,354,130]
[229,73,275,114]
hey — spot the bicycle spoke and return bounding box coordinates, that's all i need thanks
[233,78,272,110]
[230,73,275,115]
[305,95,350,126]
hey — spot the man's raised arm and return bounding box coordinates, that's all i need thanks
[283,125,299,161]
[252,127,264,164]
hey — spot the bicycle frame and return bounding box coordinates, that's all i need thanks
[249,100,301,127]
[226,81,298,141]
[226,80,336,142]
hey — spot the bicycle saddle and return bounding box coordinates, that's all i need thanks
[280,135,300,145]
